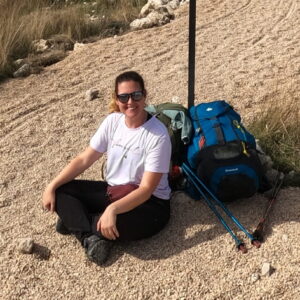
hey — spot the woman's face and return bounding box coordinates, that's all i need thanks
[116,80,146,119]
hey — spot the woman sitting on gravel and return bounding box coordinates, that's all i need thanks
[42,71,172,265]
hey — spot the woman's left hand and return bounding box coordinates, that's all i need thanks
[97,206,119,240]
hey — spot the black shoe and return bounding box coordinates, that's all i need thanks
[83,235,113,265]
[56,218,71,235]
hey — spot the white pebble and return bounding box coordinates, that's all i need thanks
[250,273,260,283]
[171,96,180,103]
[261,262,272,276]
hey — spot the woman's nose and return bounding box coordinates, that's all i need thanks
[127,96,134,104]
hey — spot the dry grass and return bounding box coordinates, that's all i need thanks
[0,0,146,78]
[249,90,300,176]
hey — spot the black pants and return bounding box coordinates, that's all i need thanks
[55,180,170,244]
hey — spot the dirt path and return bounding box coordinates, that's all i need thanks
[0,1,299,299]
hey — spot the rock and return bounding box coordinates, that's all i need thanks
[140,0,168,17]
[261,262,272,276]
[13,58,26,69]
[168,0,181,10]
[13,64,31,78]
[32,39,49,53]
[282,234,288,241]
[284,170,300,187]
[250,273,260,283]
[288,170,295,177]
[85,88,99,101]
[265,168,280,184]
[18,238,34,254]
[74,42,85,51]
[171,96,180,103]
[130,9,173,30]
[131,0,176,30]
[47,35,74,51]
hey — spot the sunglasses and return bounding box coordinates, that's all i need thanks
[117,91,144,103]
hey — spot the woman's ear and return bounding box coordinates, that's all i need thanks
[143,89,147,97]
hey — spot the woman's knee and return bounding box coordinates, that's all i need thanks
[116,209,169,241]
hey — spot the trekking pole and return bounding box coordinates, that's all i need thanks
[181,164,248,253]
[182,163,261,248]
[252,172,284,242]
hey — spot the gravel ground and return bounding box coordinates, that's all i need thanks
[0,0,299,299]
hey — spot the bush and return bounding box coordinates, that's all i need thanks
[249,93,300,176]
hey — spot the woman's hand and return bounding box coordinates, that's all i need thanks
[42,186,56,213]
[97,206,119,240]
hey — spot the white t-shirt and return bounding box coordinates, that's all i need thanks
[90,113,172,199]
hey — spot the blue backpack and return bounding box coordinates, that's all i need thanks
[187,100,265,202]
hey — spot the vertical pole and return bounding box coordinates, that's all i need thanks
[188,0,196,109]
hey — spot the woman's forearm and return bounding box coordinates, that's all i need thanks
[108,187,152,215]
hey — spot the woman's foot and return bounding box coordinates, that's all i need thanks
[56,218,71,235]
[83,235,113,265]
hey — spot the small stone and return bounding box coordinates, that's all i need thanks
[13,58,26,69]
[261,262,272,276]
[282,234,288,241]
[85,88,99,101]
[171,96,180,103]
[18,238,34,254]
[250,273,260,283]
[13,64,31,78]
[32,39,49,53]
[265,168,279,184]
[288,170,295,178]
[73,42,85,51]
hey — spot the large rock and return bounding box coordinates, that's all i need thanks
[130,7,174,30]
[140,0,172,17]
[131,0,182,30]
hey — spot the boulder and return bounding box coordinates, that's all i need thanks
[130,7,174,30]
[131,0,180,30]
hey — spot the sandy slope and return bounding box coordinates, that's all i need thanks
[0,0,299,299]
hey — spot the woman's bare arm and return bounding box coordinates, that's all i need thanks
[42,146,102,212]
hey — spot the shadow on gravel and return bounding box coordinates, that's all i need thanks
[113,187,300,262]
[33,243,51,260]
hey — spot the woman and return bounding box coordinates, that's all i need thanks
[42,71,172,265]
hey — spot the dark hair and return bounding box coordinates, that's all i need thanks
[114,71,146,96]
